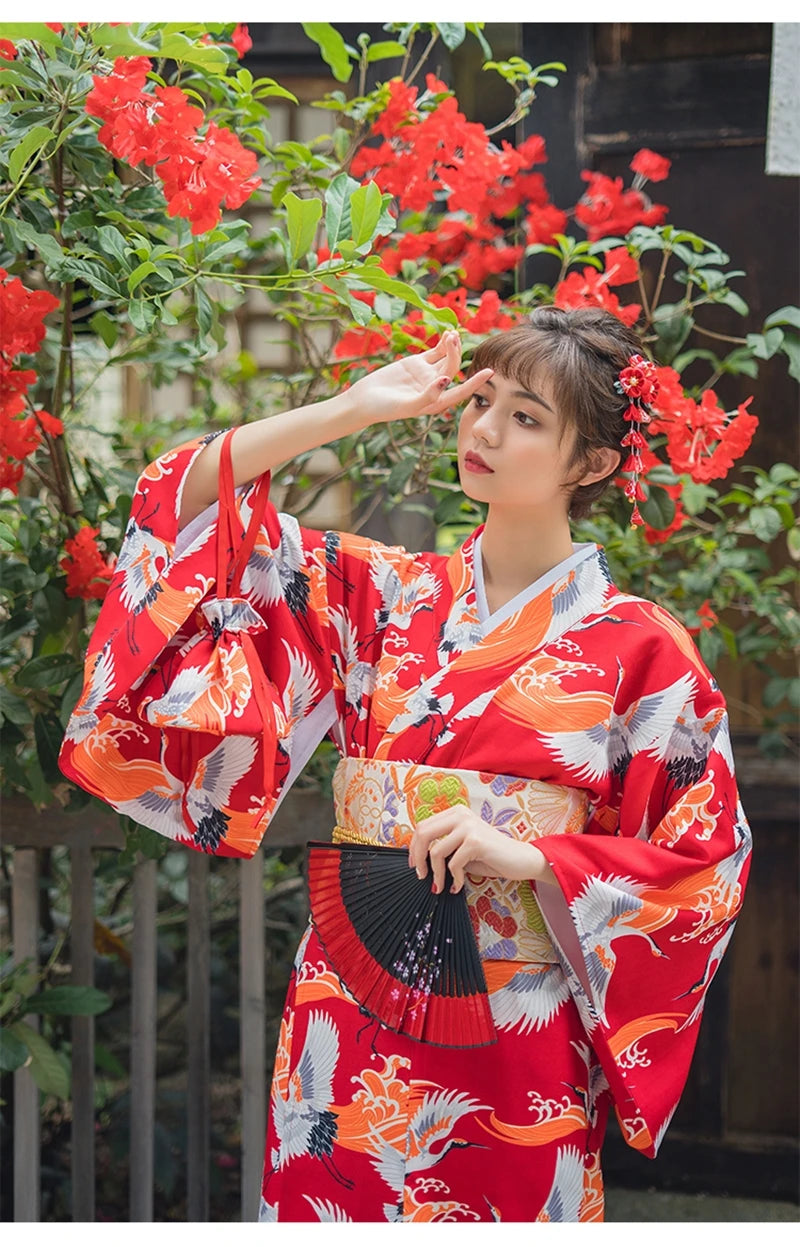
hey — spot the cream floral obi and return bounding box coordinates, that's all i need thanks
[331,758,588,964]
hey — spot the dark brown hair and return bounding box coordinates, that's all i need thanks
[467,306,648,519]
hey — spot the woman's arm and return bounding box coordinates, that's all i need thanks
[177,329,492,530]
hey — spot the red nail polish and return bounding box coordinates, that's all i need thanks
[432,882,439,894]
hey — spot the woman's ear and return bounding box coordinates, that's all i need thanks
[577,447,621,487]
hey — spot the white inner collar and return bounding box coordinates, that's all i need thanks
[472,533,598,629]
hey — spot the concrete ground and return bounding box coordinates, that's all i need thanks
[605,1186,799,1221]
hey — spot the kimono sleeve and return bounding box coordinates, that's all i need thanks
[531,613,752,1158]
[57,431,393,858]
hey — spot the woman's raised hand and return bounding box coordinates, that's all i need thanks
[345,329,493,426]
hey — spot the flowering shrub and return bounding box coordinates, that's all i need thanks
[0,20,798,824]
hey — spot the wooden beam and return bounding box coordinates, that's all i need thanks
[187,852,210,1221]
[584,56,771,152]
[70,840,95,1221]
[129,858,157,1222]
[12,850,40,1223]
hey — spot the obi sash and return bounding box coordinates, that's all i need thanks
[330,757,589,965]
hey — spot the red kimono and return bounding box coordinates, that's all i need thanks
[59,431,751,1222]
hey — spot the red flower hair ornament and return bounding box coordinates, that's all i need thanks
[614,353,660,527]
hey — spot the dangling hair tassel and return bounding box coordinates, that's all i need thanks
[614,353,660,528]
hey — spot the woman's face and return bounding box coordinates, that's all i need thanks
[457,368,580,517]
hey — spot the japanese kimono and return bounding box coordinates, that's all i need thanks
[58,430,752,1223]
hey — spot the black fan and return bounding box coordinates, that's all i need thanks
[306,841,497,1047]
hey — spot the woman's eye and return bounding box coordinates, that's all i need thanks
[473,394,489,408]
[515,411,539,427]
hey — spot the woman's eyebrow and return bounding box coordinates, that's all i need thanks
[484,376,555,413]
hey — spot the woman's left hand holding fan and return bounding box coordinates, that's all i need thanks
[409,807,557,894]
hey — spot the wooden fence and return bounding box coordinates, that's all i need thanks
[3,788,324,1223]
[3,738,799,1219]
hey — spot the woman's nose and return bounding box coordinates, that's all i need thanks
[472,409,500,445]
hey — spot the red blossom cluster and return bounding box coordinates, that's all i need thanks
[649,367,759,483]
[352,76,566,289]
[200,23,252,58]
[59,525,116,600]
[553,246,642,327]
[0,268,62,495]
[85,55,261,235]
[575,164,669,242]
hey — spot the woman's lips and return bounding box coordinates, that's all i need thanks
[464,452,494,474]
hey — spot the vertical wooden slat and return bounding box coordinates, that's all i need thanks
[239,849,265,1223]
[129,856,157,1222]
[187,852,210,1221]
[12,849,40,1222]
[70,839,95,1221]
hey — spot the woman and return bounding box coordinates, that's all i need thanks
[59,307,751,1222]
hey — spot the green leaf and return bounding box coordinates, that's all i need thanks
[764,305,800,332]
[651,303,693,363]
[365,40,406,62]
[788,527,800,561]
[8,124,55,183]
[0,687,32,726]
[88,23,159,56]
[0,1026,28,1073]
[436,23,467,50]
[325,171,359,249]
[770,463,800,485]
[779,333,800,382]
[127,261,158,295]
[0,23,61,46]
[745,328,784,360]
[681,481,716,515]
[60,257,124,302]
[96,224,129,267]
[717,290,749,317]
[25,986,111,1016]
[350,266,458,327]
[128,298,156,333]
[10,219,64,272]
[89,311,118,349]
[7,1021,69,1099]
[195,284,214,337]
[302,22,353,83]
[283,192,323,267]
[17,653,80,690]
[749,505,783,543]
[465,23,493,59]
[349,181,382,247]
[638,484,676,530]
[34,712,65,785]
[158,32,229,72]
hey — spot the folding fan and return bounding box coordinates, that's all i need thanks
[306,841,497,1047]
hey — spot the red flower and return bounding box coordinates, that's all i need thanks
[601,246,639,287]
[231,24,252,59]
[687,600,718,636]
[630,148,671,183]
[653,387,759,484]
[554,264,641,327]
[372,78,419,139]
[35,409,64,437]
[87,61,261,235]
[45,23,64,32]
[0,269,60,358]
[0,39,17,60]
[575,170,668,242]
[60,527,116,600]
[525,201,568,246]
